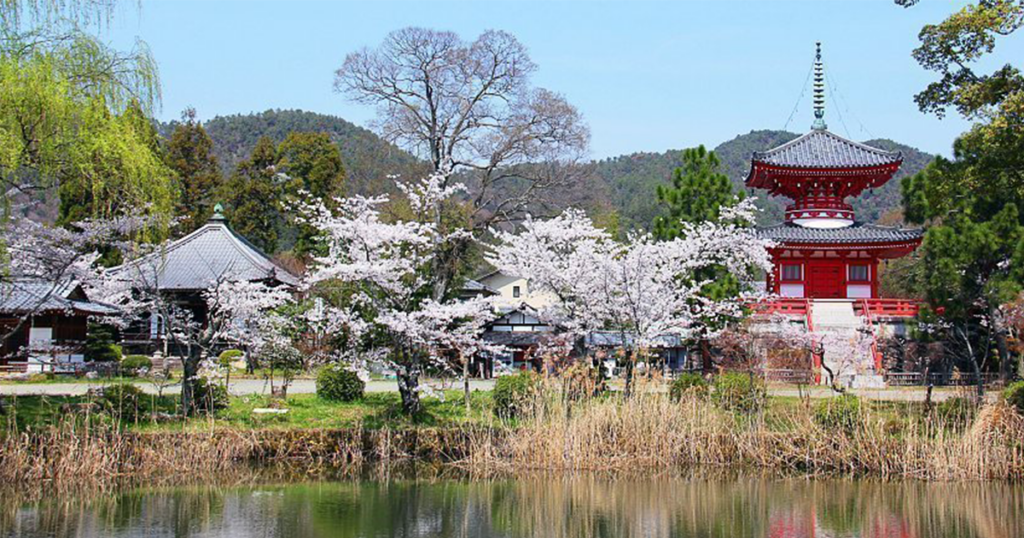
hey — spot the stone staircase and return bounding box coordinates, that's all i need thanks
[809,300,884,388]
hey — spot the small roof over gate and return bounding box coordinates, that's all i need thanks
[111,214,300,291]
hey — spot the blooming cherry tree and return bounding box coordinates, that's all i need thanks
[1,216,151,351]
[306,171,497,414]
[492,199,772,395]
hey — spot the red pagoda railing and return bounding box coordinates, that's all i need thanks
[853,298,921,319]
[751,298,811,316]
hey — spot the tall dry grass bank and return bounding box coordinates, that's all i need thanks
[3,379,1024,492]
[0,422,481,492]
[463,379,1024,481]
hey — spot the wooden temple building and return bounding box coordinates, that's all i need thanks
[111,205,300,354]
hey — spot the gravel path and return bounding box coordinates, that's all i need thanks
[0,377,978,402]
[0,378,497,396]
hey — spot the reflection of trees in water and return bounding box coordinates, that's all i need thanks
[2,477,1022,537]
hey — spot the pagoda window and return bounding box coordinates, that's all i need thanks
[781,264,803,282]
[848,264,870,282]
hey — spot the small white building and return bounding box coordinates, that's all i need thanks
[475,270,556,310]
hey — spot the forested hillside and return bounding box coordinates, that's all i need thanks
[162,111,933,232]
[160,110,425,196]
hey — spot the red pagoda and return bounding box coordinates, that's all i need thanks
[746,44,923,310]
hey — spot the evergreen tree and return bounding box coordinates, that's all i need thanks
[166,108,223,234]
[223,136,281,253]
[275,132,345,257]
[900,0,1024,379]
[653,145,742,239]
[651,145,747,370]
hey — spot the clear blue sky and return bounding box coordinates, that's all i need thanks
[106,0,1023,159]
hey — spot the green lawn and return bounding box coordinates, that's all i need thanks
[1,390,495,432]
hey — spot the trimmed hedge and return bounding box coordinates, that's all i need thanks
[218,349,244,367]
[100,383,148,423]
[316,364,365,402]
[813,394,862,433]
[120,355,152,377]
[669,373,709,401]
[1002,381,1024,414]
[190,377,229,415]
[493,371,539,419]
[713,371,766,413]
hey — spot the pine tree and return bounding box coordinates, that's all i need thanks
[276,132,346,258]
[652,145,746,370]
[223,137,281,253]
[166,108,223,234]
[652,145,742,239]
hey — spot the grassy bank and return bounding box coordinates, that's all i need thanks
[2,380,1023,492]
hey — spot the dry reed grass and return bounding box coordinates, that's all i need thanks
[460,378,1024,481]
[3,378,1023,496]
[0,419,489,494]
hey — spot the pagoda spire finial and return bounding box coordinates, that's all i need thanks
[812,42,827,130]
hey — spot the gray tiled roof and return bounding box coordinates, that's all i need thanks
[111,219,300,291]
[0,280,119,315]
[757,222,923,244]
[482,331,549,346]
[461,279,499,295]
[752,130,901,169]
[587,331,686,347]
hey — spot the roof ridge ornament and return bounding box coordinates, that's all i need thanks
[812,42,827,131]
[211,202,226,222]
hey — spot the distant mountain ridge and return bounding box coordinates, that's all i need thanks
[177,111,933,230]
[594,129,934,228]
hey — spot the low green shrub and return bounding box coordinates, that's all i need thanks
[120,355,152,377]
[493,371,539,419]
[316,364,365,402]
[189,377,229,415]
[100,383,148,423]
[26,372,55,383]
[218,349,244,367]
[1003,381,1024,414]
[712,371,766,413]
[669,373,709,401]
[814,394,863,433]
[935,396,976,426]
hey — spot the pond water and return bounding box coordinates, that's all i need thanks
[2,476,1022,538]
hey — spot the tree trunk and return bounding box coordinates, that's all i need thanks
[397,359,422,416]
[462,352,471,411]
[623,347,635,398]
[700,339,713,373]
[181,355,199,416]
[989,303,1014,382]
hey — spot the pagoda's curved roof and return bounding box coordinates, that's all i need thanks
[751,130,901,170]
[757,222,923,245]
[110,217,300,291]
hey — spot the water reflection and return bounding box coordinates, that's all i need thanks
[2,477,1022,537]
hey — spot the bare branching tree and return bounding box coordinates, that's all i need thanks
[334,27,590,230]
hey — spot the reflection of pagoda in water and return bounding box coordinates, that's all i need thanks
[768,509,915,538]
[749,44,924,388]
